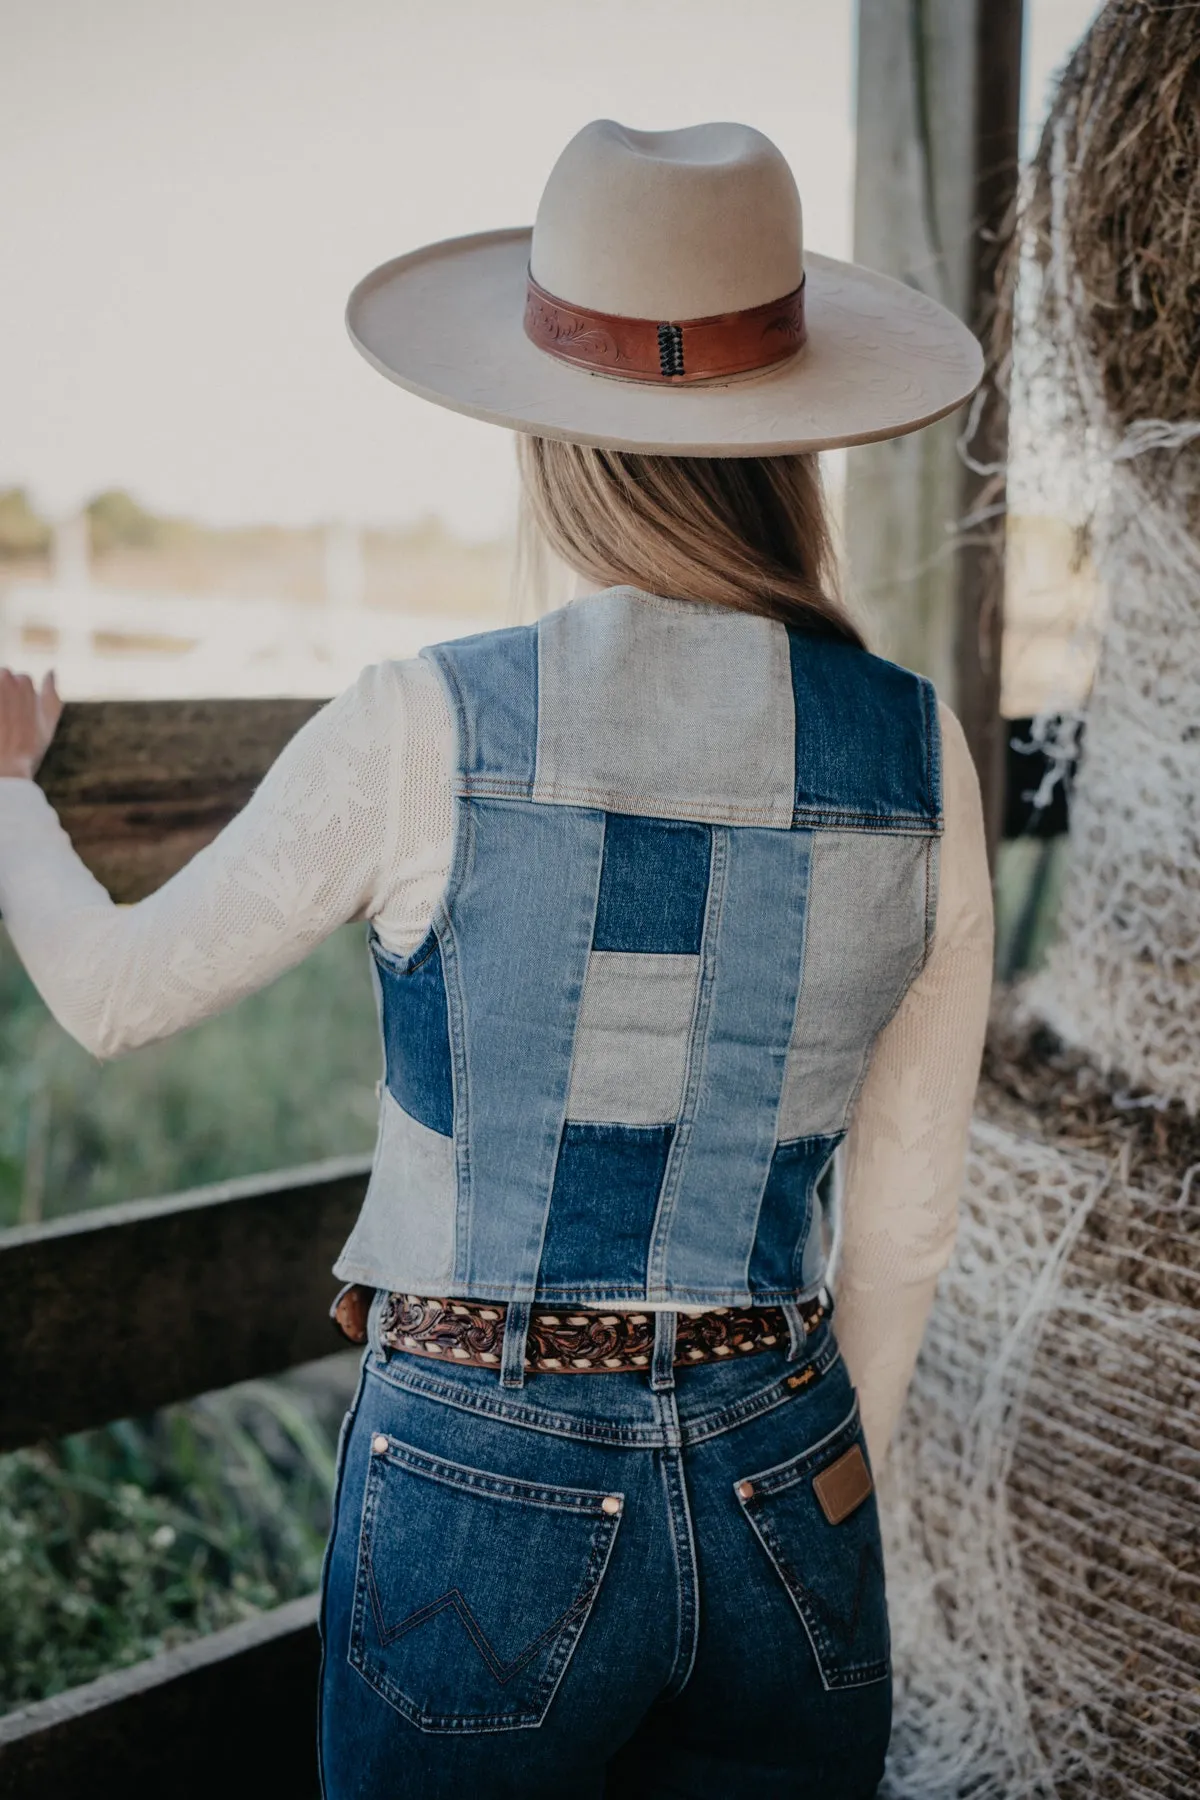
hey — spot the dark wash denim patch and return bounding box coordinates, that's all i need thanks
[318,1322,891,1800]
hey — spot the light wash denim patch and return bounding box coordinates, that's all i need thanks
[333,1085,457,1292]
[565,952,699,1127]
[777,831,932,1141]
[534,589,797,827]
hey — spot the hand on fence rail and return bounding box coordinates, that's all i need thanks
[0,664,62,779]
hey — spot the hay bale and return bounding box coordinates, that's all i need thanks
[1009,1,1200,1109]
[883,1025,1200,1798]
[882,20,1200,1787]
[1026,1,1200,443]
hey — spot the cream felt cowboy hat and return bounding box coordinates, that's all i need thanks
[346,119,982,455]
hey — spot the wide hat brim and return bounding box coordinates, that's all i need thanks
[346,227,983,456]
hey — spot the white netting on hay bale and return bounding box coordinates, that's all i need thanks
[881,1097,1200,1800]
[1023,441,1200,1111]
[1010,42,1200,1110]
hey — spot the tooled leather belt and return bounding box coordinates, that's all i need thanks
[330,1285,826,1373]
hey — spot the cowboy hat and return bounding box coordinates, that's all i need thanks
[345,119,982,456]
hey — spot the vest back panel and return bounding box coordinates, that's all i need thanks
[334,588,942,1306]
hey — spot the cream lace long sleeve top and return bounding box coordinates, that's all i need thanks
[0,652,994,1468]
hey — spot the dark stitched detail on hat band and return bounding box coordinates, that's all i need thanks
[657,323,685,379]
[524,271,806,384]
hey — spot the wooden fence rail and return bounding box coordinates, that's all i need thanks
[0,1157,370,1453]
[0,1598,322,1798]
[0,1162,371,1796]
[26,700,1076,907]
[31,695,320,901]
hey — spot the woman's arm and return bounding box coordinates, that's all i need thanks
[832,700,994,1472]
[0,658,448,1060]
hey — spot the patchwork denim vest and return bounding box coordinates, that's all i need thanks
[334,588,941,1326]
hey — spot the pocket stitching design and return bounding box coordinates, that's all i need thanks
[745,1510,888,1689]
[363,1536,610,1685]
[350,1438,623,1733]
[733,1400,889,1694]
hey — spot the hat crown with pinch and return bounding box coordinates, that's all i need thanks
[531,119,803,322]
[344,112,983,453]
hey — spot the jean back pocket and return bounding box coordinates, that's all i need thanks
[734,1399,890,1692]
[350,1432,623,1733]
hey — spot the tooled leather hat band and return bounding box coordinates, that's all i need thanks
[523,271,807,384]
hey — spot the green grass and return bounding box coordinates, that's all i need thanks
[0,1365,355,1712]
[0,922,381,1228]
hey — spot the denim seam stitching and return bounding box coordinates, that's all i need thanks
[646,825,727,1291]
[436,887,473,1291]
[385,1278,836,1304]
[743,1512,889,1693]
[755,828,814,1296]
[731,1392,889,1693]
[370,1433,627,1510]
[363,1356,664,1446]
[359,1335,843,1450]
[350,1454,621,1731]
[316,1353,370,1800]
[659,1444,701,1700]
[422,643,473,785]
[681,1336,844,1445]
[738,1393,862,1489]
[453,778,941,833]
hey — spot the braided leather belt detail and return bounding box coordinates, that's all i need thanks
[369,1291,826,1373]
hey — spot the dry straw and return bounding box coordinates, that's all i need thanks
[1027,0,1200,445]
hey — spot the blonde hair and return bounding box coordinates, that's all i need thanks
[515,435,867,648]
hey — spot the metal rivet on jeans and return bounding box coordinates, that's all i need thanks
[602,1496,622,1515]
[371,1435,389,1455]
[736,1480,755,1500]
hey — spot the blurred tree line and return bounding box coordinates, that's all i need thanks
[0,486,188,562]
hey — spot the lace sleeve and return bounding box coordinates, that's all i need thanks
[832,700,995,1471]
[0,657,455,1060]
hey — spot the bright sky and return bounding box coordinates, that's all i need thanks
[0,0,1100,540]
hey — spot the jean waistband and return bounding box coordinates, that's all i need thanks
[357,1314,845,1450]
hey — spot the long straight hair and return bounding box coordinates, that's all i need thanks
[515,435,867,648]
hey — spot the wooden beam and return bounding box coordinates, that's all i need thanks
[955,0,1024,863]
[28,695,323,901]
[0,1155,370,1452]
[0,1596,320,1797]
[846,0,1024,864]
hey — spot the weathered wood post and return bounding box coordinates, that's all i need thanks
[846,0,1024,865]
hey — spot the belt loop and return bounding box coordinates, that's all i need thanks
[366,1288,390,1361]
[780,1300,808,1363]
[649,1310,678,1392]
[500,1300,531,1389]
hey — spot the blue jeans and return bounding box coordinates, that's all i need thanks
[318,1319,891,1798]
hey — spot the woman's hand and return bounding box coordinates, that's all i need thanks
[0,667,63,779]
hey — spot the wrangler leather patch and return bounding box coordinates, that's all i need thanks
[813,1444,873,1525]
